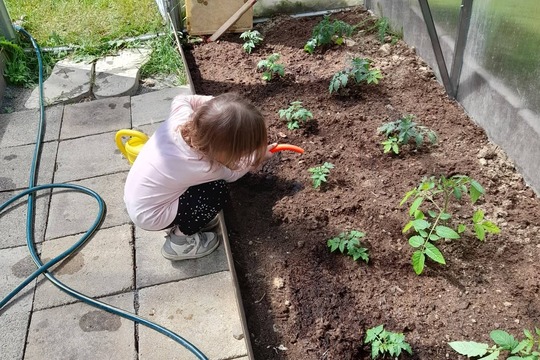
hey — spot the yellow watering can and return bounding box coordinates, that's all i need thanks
[115,129,149,165]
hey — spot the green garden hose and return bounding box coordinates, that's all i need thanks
[0,25,208,360]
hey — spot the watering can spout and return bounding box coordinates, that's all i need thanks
[115,129,149,165]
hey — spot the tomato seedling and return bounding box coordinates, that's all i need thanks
[257,53,285,81]
[240,30,263,54]
[378,114,437,154]
[308,162,334,189]
[329,57,382,94]
[278,101,313,130]
[327,230,369,263]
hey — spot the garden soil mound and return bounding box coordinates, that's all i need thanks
[185,7,540,360]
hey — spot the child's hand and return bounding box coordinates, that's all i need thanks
[265,143,278,161]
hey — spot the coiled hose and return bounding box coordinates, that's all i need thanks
[0,25,208,360]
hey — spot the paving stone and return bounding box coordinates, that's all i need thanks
[135,226,228,289]
[61,96,131,139]
[25,59,94,109]
[0,246,36,360]
[131,86,191,127]
[54,131,130,183]
[0,190,50,248]
[138,271,247,360]
[0,141,57,191]
[93,48,152,99]
[136,122,163,137]
[46,172,130,240]
[0,106,63,147]
[25,293,136,360]
[33,224,133,310]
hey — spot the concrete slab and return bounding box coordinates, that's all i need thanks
[46,172,130,240]
[93,48,152,99]
[0,190,50,248]
[54,131,130,183]
[25,292,136,360]
[135,227,228,289]
[0,311,29,360]
[25,59,94,109]
[0,245,36,315]
[131,86,191,127]
[137,122,162,138]
[33,224,133,310]
[61,96,131,139]
[138,271,247,360]
[0,106,63,147]
[0,245,36,360]
[0,141,57,191]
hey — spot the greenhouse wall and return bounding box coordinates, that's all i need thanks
[365,0,540,194]
[253,0,361,17]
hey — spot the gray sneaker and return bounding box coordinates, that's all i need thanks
[161,231,219,261]
[200,215,220,231]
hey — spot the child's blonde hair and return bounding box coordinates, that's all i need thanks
[181,93,268,170]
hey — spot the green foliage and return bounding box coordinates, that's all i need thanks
[329,58,382,95]
[401,175,500,275]
[140,32,186,85]
[449,328,540,359]
[240,30,263,54]
[308,162,334,189]
[369,16,403,44]
[304,16,355,54]
[378,114,437,154]
[365,325,413,359]
[327,230,369,263]
[257,53,285,81]
[278,101,313,130]
[0,37,65,87]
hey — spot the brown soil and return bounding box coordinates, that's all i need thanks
[184,7,540,360]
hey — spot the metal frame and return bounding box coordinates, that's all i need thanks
[0,0,15,40]
[418,0,473,98]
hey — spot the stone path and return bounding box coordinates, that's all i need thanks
[0,86,252,359]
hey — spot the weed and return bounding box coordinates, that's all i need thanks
[365,325,413,359]
[449,328,540,359]
[240,30,263,54]
[308,162,334,189]
[401,175,500,275]
[329,58,382,95]
[327,230,369,263]
[278,101,313,130]
[304,16,354,54]
[140,32,186,85]
[378,114,437,154]
[257,53,285,81]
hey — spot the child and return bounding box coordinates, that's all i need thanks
[124,93,275,261]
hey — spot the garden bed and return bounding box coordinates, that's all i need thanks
[184,7,540,360]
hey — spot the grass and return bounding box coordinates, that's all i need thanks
[2,0,186,87]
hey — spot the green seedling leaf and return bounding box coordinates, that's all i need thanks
[470,180,485,203]
[409,197,423,216]
[402,221,414,234]
[408,235,424,248]
[435,225,460,239]
[511,340,529,354]
[478,351,500,360]
[400,189,416,206]
[491,330,519,350]
[424,242,446,264]
[474,223,486,241]
[473,209,485,223]
[412,219,430,231]
[439,212,452,220]
[458,224,467,233]
[448,341,489,357]
[428,209,437,218]
[365,324,385,343]
[412,251,425,275]
[483,221,501,234]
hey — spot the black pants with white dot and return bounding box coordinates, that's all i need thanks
[170,180,228,235]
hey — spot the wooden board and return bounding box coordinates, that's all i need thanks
[186,0,253,35]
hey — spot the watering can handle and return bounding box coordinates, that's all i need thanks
[115,129,149,159]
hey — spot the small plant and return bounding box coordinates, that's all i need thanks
[240,30,263,54]
[449,328,540,359]
[401,175,500,275]
[257,53,285,81]
[365,325,413,359]
[369,16,402,44]
[327,230,369,263]
[329,58,382,94]
[378,114,437,154]
[308,162,334,189]
[278,101,313,130]
[304,16,355,54]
